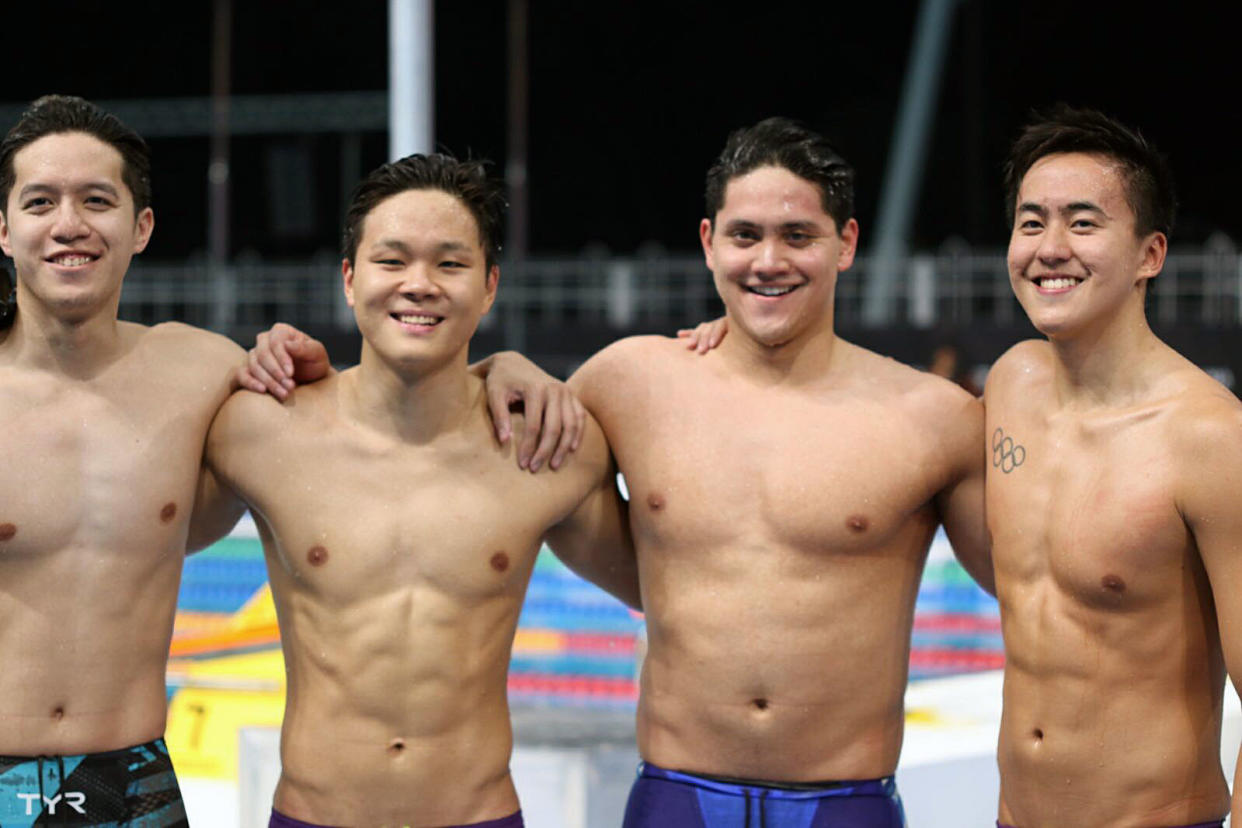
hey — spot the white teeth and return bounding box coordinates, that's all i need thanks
[397,314,439,325]
[52,255,92,266]
[748,285,795,297]
[1038,277,1081,290]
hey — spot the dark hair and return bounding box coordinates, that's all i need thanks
[704,117,855,232]
[1004,104,1176,238]
[342,152,505,269]
[0,95,152,214]
[0,264,13,330]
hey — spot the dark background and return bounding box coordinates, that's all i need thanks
[2,1,1236,261]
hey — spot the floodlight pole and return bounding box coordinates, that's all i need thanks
[389,0,434,160]
[208,0,233,331]
[864,0,960,326]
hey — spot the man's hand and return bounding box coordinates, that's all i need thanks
[676,316,729,354]
[473,352,587,472]
[236,323,332,400]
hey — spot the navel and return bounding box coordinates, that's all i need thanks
[159,502,177,523]
[490,551,510,572]
[751,698,770,712]
[51,706,65,722]
[0,522,15,542]
[646,492,666,512]
[307,545,329,567]
[387,738,405,756]
[1100,574,1126,593]
[846,514,869,533]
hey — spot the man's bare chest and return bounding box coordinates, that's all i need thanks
[0,380,211,555]
[987,413,1190,605]
[249,446,561,605]
[608,392,943,553]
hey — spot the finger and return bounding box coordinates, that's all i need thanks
[268,338,297,387]
[529,393,564,473]
[572,398,586,451]
[234,364,267,393]
[246,352,288,400]
[486,383,513,445]
[708,320,727,349]
[676,327,700,349]
[549,392,581,470]
[254,338,294,390]
[517,386,546,470]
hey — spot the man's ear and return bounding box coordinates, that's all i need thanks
[700,218,715,271]
[132,207,155,253]
[342,259,356,307]
[481,264,500,315]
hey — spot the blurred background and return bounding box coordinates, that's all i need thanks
[4,1,1239,825]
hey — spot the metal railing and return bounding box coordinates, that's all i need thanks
[115,235,1242,345]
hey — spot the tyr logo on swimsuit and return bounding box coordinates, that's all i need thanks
[992,428,1026,473]
[16,791,87,815]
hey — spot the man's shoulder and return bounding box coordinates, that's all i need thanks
[846,342,979,409]
[1164,370,1242,456]
[137,321,244,368]
[573,335,677,387]
[984,339,1053,398]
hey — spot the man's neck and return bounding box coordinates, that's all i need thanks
[0,300,128,378]
[717,312,843,386]
[342,346,479,444]
[1048,305,1166,409]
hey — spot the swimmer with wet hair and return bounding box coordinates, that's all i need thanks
[985,105,1242,828]
[0,94,248,826]
[205,151,638,828]
[485,117,991,827]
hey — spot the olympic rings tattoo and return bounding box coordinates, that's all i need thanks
[992,427,1026,474]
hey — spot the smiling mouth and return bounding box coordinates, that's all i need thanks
[48,253,98,267]
[745,285,798,297]
[392,312,442,326]
[1034,276,1083,290]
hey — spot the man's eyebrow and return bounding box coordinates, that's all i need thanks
[370,238,414,256]
[1062,201,1107,217]
[1015,202,1047,216]
[17,181,120,199]
[369,239,475,255]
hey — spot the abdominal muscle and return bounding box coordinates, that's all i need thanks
[997,587,1228,827]
[636,551,919,782]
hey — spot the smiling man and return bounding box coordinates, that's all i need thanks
[984,106,1242,828]
[563,118,989,827]
[0,96,249,825]
[204,153,637,828]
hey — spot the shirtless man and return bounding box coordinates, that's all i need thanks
[205,152,638,828]
[985,106,1242,828]
[0,96,247,825]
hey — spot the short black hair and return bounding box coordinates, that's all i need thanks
[1004,104,1176,238]
[342,152,505,269]
[0,264,13,330]
[0,95,152,214]
[704,117,855,232]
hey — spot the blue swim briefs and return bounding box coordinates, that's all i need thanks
[623,761,906,827]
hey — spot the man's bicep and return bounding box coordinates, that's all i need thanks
[936,396,993,595]
[545,476,639,610]
[544,423,639,608]
[1188,433,1242,679]
[186,463,245,554]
